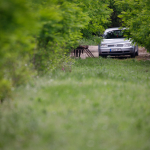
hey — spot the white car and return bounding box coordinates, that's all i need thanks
[98,27,138,58]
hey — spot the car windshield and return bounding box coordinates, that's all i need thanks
[103,30,125,39]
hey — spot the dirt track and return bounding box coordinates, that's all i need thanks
[79,46,150,60]
[136,47,150,61]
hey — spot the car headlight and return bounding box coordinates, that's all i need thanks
[101,44,107,47]
[124,43,131,47]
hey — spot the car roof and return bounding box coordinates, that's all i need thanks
[104,27,126,33]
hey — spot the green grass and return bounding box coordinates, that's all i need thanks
[78,36,101,45]
[1,58,150,150]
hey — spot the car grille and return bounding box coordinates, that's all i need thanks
[108,45,114,47]
[101,51,131,54]
[107,44,123,47]
[110,51,122,53]
[117,44,123,47]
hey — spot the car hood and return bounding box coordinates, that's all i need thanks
[101,38,131,44]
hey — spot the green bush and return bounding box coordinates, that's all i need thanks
[0,0,112,100]
[0,0,38,101]
[115,0,150,51]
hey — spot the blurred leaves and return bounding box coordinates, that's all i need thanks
[115,0,150,51]
[0,0,112,100]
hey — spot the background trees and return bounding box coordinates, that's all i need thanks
[115,0,150,52]
[79,0,112,37]
[1,0,150,100]
[108,0,122,27]
[0,0,112,100]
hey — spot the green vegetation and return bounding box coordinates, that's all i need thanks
[115,0,150,52]
[1,58,150,150]
[108,0,122,27]
[0,0,112,100]
[1,0,150,100]
[1,1,150,148]
[79,36,102,46]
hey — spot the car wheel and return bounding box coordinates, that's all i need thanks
[131,48,135,58]
[131,53,135,58]
[135,46,139,56]
[99,54,107,58]
[101,55,107,58]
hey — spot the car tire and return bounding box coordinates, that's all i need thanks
[101,55,107,58]
[135,46,139,56]
[131,53,135,58]
[131,48,135,58]
[99,54,106,58]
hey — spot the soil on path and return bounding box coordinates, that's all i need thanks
[136,47,150,61]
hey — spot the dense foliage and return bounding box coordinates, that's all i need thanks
[0,0,112,101]
[79,0,112,37]
[108,0,122,27]
[0,0,38,101]
[115,0,150,52]
[1,0,150,100]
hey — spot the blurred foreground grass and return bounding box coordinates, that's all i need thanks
[1,57,150,150]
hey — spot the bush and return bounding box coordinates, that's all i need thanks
[0,0,112,100]
[115,0,150,52]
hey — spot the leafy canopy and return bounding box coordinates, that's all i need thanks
[115,0,150,51]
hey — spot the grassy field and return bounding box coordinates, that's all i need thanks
[1,57,150,150]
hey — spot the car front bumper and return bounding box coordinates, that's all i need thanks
[99,47,134,56]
